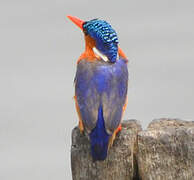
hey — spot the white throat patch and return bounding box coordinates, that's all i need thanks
[92,47,109,62]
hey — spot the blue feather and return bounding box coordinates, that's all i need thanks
[83,19,118,63]
[75,58,128,160]
[89,105,110,161]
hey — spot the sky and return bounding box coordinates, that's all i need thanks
[0,0,194,179]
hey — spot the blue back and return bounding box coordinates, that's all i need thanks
[75,58,128,134]
[75,58,128,160]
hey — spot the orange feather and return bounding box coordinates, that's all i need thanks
[74,95,84,133]
[118,47,128,61]
[77,35,128,63]
[77,35,100,63]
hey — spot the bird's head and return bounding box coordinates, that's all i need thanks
[67,15,121,63]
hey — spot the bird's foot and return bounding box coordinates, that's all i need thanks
[108,124,122,150]
[115,124,122,134]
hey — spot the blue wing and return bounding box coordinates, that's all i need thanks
[75,58,128,134]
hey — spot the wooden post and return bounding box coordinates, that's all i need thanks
[138,118,194,180]
[71,120,142,180]
[71,118,194,179]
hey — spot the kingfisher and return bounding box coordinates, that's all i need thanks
[67,15,128,161]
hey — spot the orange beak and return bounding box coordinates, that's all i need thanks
[67,15,84,30]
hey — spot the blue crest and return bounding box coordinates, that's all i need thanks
[83,19,118,63]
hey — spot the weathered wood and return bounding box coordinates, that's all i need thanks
[71,120,142,180]
[138,118,194,180]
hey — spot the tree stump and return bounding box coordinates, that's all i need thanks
[138,118,194,180]
[71,120,142,180]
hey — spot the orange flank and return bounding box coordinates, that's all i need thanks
[120,96,128,124]
[122,96,128,113]
[74,96,84,133]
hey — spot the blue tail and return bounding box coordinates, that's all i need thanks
[89,106,110,161]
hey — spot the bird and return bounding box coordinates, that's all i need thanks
[67,15,128,161]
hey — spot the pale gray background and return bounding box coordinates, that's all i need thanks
[0,0,194,179]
